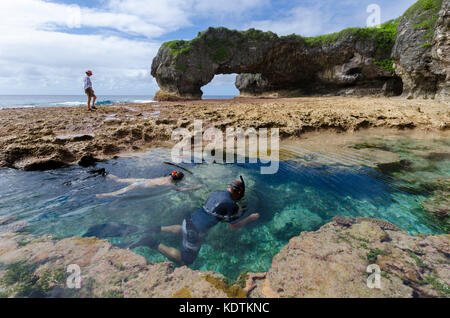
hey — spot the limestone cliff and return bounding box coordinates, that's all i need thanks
[151,0,449,101]
[151,22,402,100]
[392,0,449,100]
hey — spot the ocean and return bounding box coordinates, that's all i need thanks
[0,95,236,109]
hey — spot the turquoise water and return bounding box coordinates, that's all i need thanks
[0,135,448,279]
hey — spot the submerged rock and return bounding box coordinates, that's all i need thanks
[78,155,99,167]
[376,159,413,175]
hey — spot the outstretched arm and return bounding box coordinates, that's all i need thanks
[174,183,203,192]
[228,213,260,232]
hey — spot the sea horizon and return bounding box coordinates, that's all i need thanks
[0,94,236,109]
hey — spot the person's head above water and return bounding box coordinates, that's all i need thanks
[171,171,184,181]
[228,176,245,201]
[86,70,93,76]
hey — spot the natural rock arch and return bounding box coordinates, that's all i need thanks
[151,25,403,100]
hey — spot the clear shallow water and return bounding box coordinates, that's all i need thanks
[0,135,448,279]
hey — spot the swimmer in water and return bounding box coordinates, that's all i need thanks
[120,176,260,266]
[96,171,202,198]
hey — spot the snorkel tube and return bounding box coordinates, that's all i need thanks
[239,175,245,198]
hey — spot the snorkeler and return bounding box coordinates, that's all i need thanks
[122,176,260,266]
[96,171,202,198]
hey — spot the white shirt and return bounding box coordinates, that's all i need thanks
[84,76,92,90]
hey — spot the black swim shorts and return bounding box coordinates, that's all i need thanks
[181,217,206,265]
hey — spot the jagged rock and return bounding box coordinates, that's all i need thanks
[78,155,99,167]
[0,218,448,298]
[235,74,273,97]
[0,234,246,298]
[23,159,67,171]
[432,0,450,100]
[392,0,449,100]
[249,219,450,298]
[151,23,401,100]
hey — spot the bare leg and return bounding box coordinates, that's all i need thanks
[87,96,91,109]
[96,184,138,198]
[161,225,182,235]
[92,94,97,107]
[108,174,144,184]
[157,244,182,264]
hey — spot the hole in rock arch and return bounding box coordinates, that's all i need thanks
[201,74,239,100]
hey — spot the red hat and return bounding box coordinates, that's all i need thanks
[86,70,93,75]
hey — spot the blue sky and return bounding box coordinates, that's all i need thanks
[0,0,417,96]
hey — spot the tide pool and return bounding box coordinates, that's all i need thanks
[0,133,448,279]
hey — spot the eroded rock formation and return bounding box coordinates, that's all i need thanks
[392,0,449,100]
[151,23,402,100]
[151,0,449,101]
[248,217,450,298]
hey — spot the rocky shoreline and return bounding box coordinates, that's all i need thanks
[0,96,448,171]
[0,216,448,298]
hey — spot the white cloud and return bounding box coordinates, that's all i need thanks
[0,0,167,95]
[0,0,268,95]
[248,5,326,37]
[0,0,417,95]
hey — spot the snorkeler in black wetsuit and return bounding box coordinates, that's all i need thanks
[125,176,260,265]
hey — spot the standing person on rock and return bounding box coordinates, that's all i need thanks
[84,70,97,111]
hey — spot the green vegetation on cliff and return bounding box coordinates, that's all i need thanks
[373,58,395,73]
[163,40,191,56]
[163,28,278,62]
[163,18,400,63]
[287,19,399,51]
[403,0,443,41]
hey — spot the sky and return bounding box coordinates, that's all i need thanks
[0,0,418,96]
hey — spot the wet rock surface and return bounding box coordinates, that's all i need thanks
[0,218,448,298]
[0,233,246,298]
[248,217,450,298]
[0,97,448,170]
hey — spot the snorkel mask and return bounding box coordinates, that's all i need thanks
[171,171,184,181]
[230,175,245,200]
